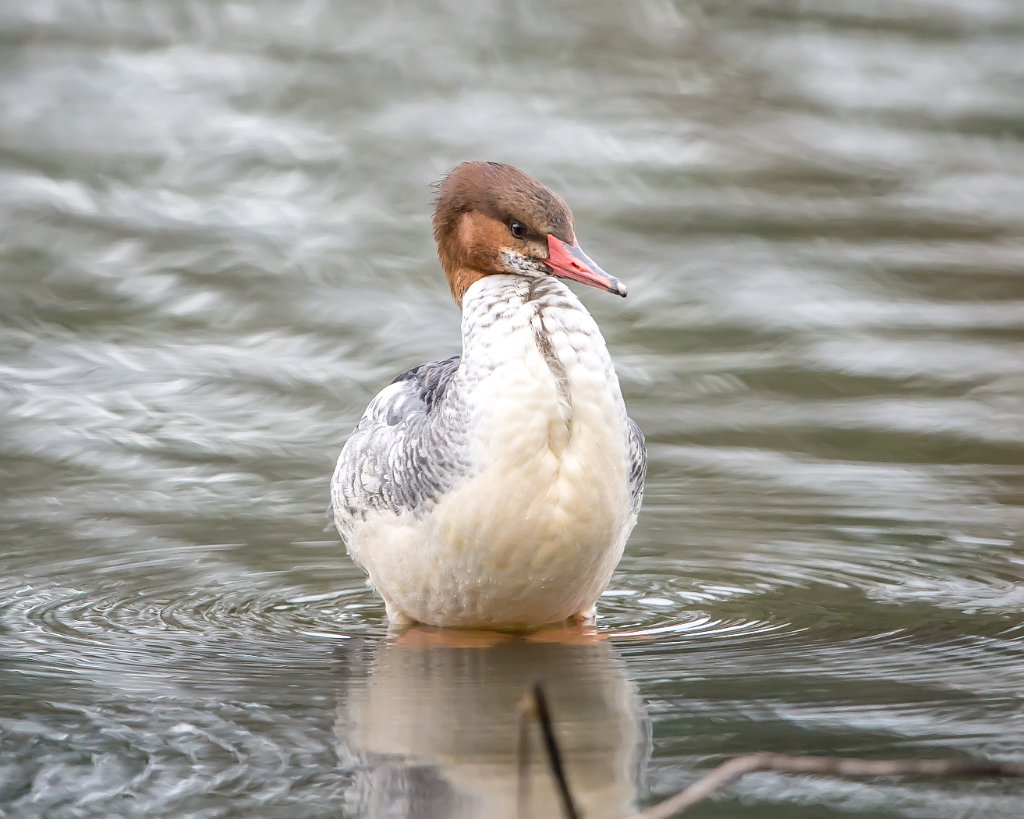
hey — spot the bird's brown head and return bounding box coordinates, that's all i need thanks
[432,161,627,306]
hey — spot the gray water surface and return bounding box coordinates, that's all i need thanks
[2,2,1023,817]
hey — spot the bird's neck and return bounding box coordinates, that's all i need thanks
[459,274,598,360]
[445,266,486,306]
[455,274,619,411]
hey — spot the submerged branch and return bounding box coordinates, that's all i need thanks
[519,681,1024,819]
[631,753,1024,819]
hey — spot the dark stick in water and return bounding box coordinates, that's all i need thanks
[522,680,1024,819]
[517,678,581,819]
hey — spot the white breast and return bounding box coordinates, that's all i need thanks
[351,275,635,627]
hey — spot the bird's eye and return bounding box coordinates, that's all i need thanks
[509,221,526,239]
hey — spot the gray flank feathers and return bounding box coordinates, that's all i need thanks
[330,355,469,543]
[627,416,647,514]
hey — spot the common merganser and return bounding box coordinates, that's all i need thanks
[330,162,646,628]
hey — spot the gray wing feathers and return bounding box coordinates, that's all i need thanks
[389,355,461,416]
[627,416,647,514]
[330,356,467,539]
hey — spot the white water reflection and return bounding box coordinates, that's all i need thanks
[334,632,647,819]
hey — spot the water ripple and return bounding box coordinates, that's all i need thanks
[3,0,1024,816]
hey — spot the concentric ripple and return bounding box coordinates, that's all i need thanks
[0,574,384,654]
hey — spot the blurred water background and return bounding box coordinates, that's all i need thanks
[1,1,1023,817]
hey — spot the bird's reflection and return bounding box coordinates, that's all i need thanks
[334,628,649,819]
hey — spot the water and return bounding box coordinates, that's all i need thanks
[1,1,1023,816]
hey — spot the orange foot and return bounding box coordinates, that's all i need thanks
[393,626,516,650]
[392,621,611,649]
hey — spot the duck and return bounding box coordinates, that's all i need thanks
[329,161,646,628]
